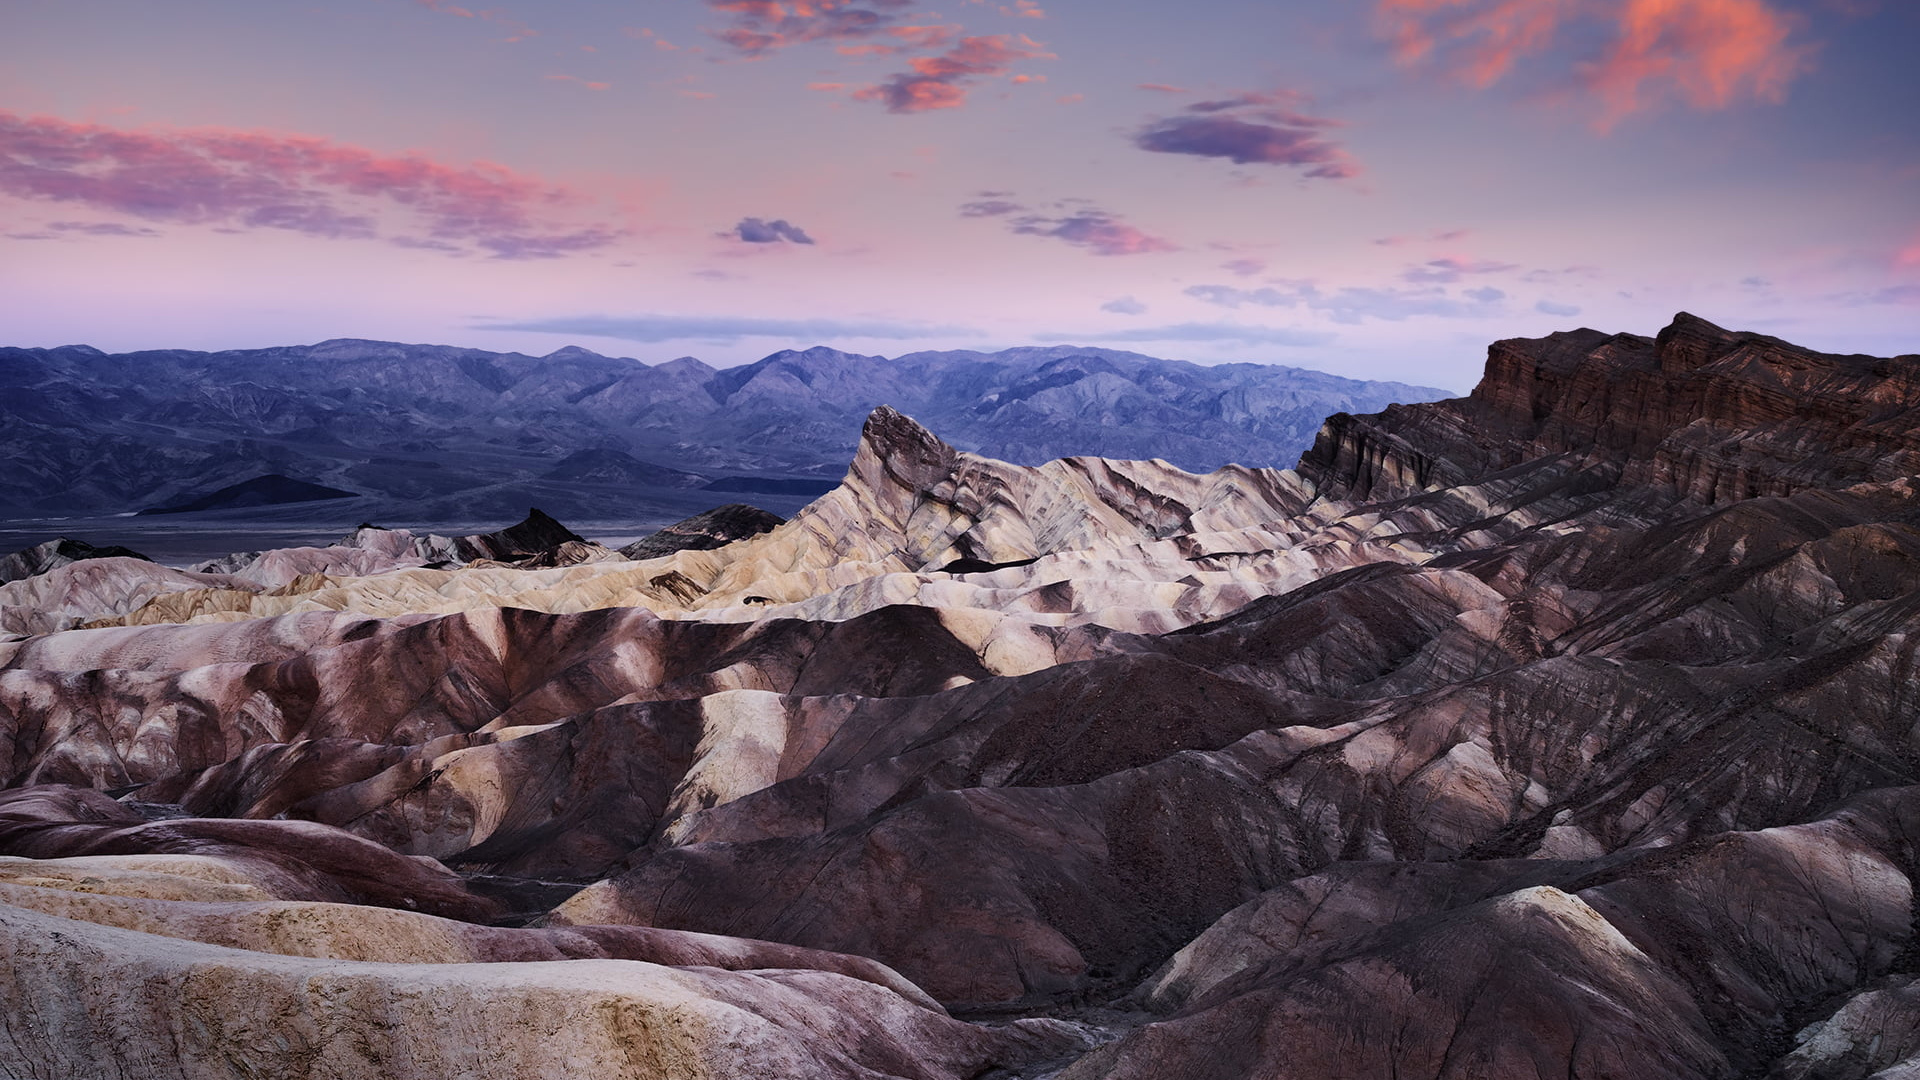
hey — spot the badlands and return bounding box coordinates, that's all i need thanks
[5,313,1920,1078]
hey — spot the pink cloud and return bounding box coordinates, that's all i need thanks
[1138,83,1189,93]
[835,23,961,57]
[1376,0,1813,127]
[853,33,1052,112]
[1222,257,1267,276]
[544,74,611,90]
[0,111,621,259]
[705,0,915,56]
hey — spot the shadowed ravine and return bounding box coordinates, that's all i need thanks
[4,313,1920,1078]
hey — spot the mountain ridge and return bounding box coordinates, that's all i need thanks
[0,338,1448,522]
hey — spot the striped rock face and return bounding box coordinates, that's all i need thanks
[4,313,1920,1079]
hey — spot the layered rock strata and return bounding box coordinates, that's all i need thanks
[1,314,1918,1077]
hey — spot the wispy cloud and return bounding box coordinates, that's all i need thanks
[1185,280,1511,322]
[479,313,981,343]
[1400,256,1518,283]
[1008,208,1177,255]
[1376,0,1813,128]
[0,111,623,259]
[1101,296,1148,314]
[1133,90,1358,177]
[543,74,611,91]
[414,0,536,42]
[6,219,163,240]
[1034,322,1334,346]
[959,194,1176,255]
[704,0,914,56]
[730,217,816,243]
[854,34,1052,112]
[959,197,1025,217]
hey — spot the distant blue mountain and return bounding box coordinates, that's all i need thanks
[0,339,1448,520]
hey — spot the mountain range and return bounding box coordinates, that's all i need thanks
[0,338,1446,523]
[6,313,1919,1078]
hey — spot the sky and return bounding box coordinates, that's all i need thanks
[1,0,1915,390]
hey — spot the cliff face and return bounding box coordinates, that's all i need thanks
[1300,311,1920,506]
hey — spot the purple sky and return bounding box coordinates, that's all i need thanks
[2,0,1914,388]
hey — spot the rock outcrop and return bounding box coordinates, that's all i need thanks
[618,503,786,560]
[0,536,150,585]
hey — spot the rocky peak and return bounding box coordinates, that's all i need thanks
[848,405,961,497]
[1653,310,1741,373]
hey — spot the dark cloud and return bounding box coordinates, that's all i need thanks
[479,313,979,343]
[1133,114,1357,177]
[732,217,815,244]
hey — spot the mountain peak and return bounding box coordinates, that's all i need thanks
[1654,311,1740,373]
[848,405,960,495]
[542,345,611,362]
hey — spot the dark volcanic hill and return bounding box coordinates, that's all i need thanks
[4,313,1920,1079]
[0,337,1446,520]
[137,473,359,515]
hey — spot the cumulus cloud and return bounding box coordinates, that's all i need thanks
[1133,91,1358,177]
[731,217,815,243]
[1033,322,1334,347]
[0,110,621,259]
[1185,280,1510,323]
[854,33,1052,112]
[1376,0,1813,128]
[1008,208,1177,256]
[480,313,980,343]
[1101,296,1148,315]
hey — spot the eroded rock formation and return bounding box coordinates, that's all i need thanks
[1,313,1918,1078]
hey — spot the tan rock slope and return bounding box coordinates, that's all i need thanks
[3,313,1920,1078]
